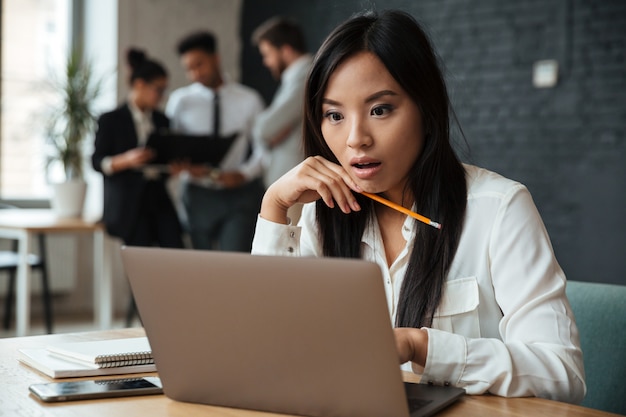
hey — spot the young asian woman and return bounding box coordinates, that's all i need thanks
[251,10,585,403]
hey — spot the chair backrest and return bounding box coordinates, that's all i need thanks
[565,280,626,414]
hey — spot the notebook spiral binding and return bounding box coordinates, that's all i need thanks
[94,351,154,368]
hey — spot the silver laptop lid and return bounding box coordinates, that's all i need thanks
[121,247,410,417]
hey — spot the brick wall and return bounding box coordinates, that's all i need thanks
[241,0,626,285]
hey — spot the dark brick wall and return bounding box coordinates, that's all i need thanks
[241,0,626,285]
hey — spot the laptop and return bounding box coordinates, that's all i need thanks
[121,247,464,417]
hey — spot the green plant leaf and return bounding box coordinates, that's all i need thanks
[44,47,104,181]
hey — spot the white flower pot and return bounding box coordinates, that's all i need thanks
[50,180,87,218]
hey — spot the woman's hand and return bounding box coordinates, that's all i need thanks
[111,147,154,172]
[394,327,429,367]
[260,156,362,224]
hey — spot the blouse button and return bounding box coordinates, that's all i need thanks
[289,231,295,238]
[444,381,450,386]
[287,247,294,253]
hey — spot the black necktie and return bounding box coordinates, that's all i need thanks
[213,92,220,138]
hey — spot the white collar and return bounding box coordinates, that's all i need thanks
[361,208,417,250]
[127,99,152,121]
[189,75,233,97]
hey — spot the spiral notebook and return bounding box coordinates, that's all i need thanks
[18,337,156,379]
[46,337,153,369]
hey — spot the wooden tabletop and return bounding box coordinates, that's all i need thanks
[0,328,618,417]
[0,209,102,232]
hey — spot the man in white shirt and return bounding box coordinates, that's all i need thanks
[252,17,312,223]
[166,31,265,251]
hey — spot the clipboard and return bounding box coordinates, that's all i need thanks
[145,131,237,165]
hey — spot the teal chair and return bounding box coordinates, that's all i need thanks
[565,280,626,414]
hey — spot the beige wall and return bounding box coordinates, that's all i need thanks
[117,0,243,105]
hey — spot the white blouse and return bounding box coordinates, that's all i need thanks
[251,164,586,403]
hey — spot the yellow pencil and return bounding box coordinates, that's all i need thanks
[361,192,442,230]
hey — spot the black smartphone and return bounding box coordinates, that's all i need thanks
[29,376,163,402]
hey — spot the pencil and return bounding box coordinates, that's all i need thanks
[361,192,442,230]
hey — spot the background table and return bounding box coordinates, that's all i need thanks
[0,209,112,336]
[0,328,620,417]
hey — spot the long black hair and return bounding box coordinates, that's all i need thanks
[303,10,467,328]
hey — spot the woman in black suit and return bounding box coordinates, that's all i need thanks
[92,48,184,249]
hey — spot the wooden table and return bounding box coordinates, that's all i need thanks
[0,209,112,336]
[0,328,619,417]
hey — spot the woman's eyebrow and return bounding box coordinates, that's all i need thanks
[365,90,398,103]
[322,98,341,106]
[322,90,398,106]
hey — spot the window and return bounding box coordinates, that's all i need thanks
[1,0,71,199]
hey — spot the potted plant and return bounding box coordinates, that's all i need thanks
[44,47,102,217]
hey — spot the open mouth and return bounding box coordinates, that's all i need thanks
[353,162,381,169]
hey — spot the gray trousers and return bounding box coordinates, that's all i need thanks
[182,178,264,251]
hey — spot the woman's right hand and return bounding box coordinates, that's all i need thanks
[260,156,362,224]
[111,147,155,172]
[394,327,429,367]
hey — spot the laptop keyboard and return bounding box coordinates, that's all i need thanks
[407,397,432,412]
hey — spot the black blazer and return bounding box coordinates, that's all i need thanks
[91,104,173,241]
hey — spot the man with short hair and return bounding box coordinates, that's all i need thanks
[166,30,265,251]
[252,17,313,223]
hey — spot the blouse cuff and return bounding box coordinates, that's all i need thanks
[420,328,468,387]
[251,214,301,256]
[101,157,114,175]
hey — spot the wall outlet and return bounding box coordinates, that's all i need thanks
[533,59,559,88]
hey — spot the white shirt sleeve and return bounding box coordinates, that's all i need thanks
[420,185,585,403]
[253,60,308,146]
[251,203,321,257]
[100,156,114,175]
[238,143,266,181]
[237,92,267,181]
[253,83,303,146]
[164,90,181,131]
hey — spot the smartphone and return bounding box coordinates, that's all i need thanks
[29,376,163,402]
